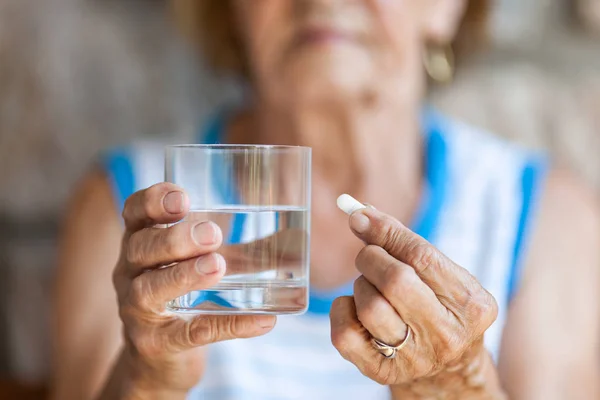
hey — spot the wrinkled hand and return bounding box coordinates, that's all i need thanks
[330,207,498,390]
[112,183,276,393]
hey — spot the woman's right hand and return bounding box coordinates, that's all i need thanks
[112,182,276,395]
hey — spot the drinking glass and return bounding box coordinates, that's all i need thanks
[165,145,311,315]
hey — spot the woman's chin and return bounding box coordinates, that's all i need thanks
[281,73,374,108]
[272,53,376,107]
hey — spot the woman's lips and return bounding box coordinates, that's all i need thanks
[294,27,355,47]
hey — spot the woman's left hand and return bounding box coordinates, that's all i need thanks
[330,207,501,395]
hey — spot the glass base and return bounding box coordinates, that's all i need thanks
[167,280,309,315]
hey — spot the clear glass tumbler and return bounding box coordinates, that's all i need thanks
[165,145,311,315]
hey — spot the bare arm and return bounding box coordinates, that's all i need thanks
[499,170,600,399]
[51,170,124,399]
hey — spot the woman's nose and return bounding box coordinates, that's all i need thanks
[296,0,357,13]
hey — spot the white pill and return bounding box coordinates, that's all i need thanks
[337,194,366,215]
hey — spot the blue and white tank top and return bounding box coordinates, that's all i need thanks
[103,110,548,400]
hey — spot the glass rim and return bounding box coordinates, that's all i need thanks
[166,144,311,152]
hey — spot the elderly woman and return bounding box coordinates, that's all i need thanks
[52,1,600,399]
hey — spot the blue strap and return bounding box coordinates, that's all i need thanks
[201,109,228,145]
[412,112,448,243]
[102,147,136,215]
[507,156,549,301]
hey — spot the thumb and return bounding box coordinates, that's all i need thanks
[170,315,277,350]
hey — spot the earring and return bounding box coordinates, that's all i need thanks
[423,44,455,84]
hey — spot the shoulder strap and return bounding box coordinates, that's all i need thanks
[101,147,135,214]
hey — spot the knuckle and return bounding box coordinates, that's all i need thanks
[226,317,250,338]
[363,360,388,385]
[353,276,366,293]
[128,277,150,310]
[112,269,120,290]
[330,296,349,315]
[435,330,465,364]
[466,289,498,330]
[126,235,144,266]
[374,364,398,386]
[355,245,383,271]
[159,224,190,260]
[406,243,439,274]
[382,264,416,298]
[357,296,386,325]
[142,192,155,221]
[190,316,238,345]
[177,322,196,348]
[485,293,499,324]
[198,318,222,344]
[122,196,134,221]
[330,326,352,357]
[355,246,371,267]
[188,319,211,346]
[173,224,194,257]
[131,329,163,358]
[161,231,180,258]
[412,357,435,379]
[169,263,194,290]
[221,317,246,339]
[118,301,138,324]
[381,216,403,248]
[371,374,389,386]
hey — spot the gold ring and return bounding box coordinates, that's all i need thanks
[371,326,412,359]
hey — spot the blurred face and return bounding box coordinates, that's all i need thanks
[233,0,466,107]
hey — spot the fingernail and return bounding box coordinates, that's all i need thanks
[195,253,223,275]
[350,212,371,234]
[193,221,218,245]
[256,316,276,329]
[164,191,184,214]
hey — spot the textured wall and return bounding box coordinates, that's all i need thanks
[433,0,600,191]
[0,0,230,219]
[432,53,600,191]
[0,0,231,381]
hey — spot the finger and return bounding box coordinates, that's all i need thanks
[354,276,408,346]
[349,208,465,296]
[126,221,222,273]
[169,314,277,350]
[128,253,225,312]
[123,183,190,233]
[330,296,401,386]
[330,296,376,364]
[355,245,444,323]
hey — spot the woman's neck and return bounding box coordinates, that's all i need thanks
[230,96,424,222]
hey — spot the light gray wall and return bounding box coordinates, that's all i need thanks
[0,0,233,380]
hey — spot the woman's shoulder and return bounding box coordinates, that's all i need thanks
[531,168,600,258]
[523,168,600,302]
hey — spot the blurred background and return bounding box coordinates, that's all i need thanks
[0,0,599,397]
